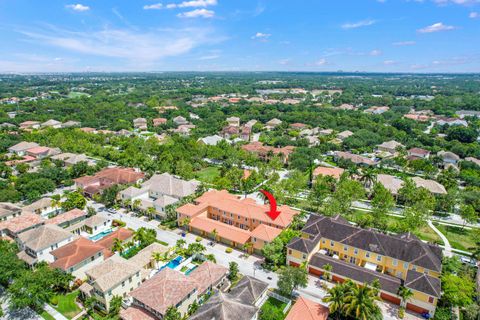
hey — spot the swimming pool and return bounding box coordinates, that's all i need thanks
[89,229,113,241]
[161,256,183,270]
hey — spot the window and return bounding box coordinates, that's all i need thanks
[330,241,334,247]
[253,238,256,242]
[392,259,398,266]
[365,252,370,258]
[377,255,382,262]
[403,262,408,269]
[354,248,358,255]
[122,281,125,287]
[288,249,292,255]
[322,239,326,244]
[303,254,307,259]
[428,296,434,303]
[412,265,417,271]
[343,246,348,252]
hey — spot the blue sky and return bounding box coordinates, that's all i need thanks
[0,0,479,72]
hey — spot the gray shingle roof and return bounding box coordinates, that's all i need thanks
[289,214,443,272]
[190,291,258,320]
[228,276,268,305]
[405,270,441,297]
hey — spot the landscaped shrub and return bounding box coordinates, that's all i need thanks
[196,236,202,242]
[112,219,126,227]
[50,296,58,306]
[398,307,405,319]
[225,248,233,253]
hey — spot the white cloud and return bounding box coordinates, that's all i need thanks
[167,0,217,9]
[278,58,291,65]
[383,60,396,65]
[177,8,214,18]
[198,54,219,60]
[392,40,416,46]
[251,32,271,39]
[341,19,376,30]
[433,0,480,5]
[417,22,455,33]
[65,3,90,12]
[470,11,479,18]
[143,3,163,10]
[313,58,327,66]
[370,49,382,56]
[18,26,221,65]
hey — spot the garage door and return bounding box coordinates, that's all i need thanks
[380,292,401,305]
[406,303,429,314]
[332,275,345,283]
[289,261,300,267]
[309,267,323,277]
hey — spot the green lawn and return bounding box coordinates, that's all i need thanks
[259,297,288,320]
[195,167,220,184]
[40,309,56,320]
[51,291,82,319]
[67,91,90,98]
[433,223,476,251]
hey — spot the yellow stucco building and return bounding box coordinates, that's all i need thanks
[287,214,442,317]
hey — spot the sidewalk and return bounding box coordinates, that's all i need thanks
[43,304,67,320]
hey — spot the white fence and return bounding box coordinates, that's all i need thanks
[267,291,292,314]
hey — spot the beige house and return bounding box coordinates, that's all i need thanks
[80,255,143,311]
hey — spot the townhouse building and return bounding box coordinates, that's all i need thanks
[287,214,442,316]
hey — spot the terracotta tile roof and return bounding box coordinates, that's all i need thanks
[86,255,140,292]
[120,307,156,320]
[50,237,104,270]
[241,142,295,158]
[46,209,87,226]
[412,177,447,195]
[190,216,251,244]
[130,268,197,316]
[189,261,228,294]
[96,228,134,250]
[250,224,282,242]
[8,141,40,152]
[334,151,375,166]
[75,167,144,187]
[408,147,430,156]
[0,202,22,218]
[313,166,344,180]
[0,213,45,235]
[188,190,299,228]
[285,296,329,320]
[17,224,71,251]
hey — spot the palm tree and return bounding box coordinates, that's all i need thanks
[397,286,413,308]
[51,196,62,214]
[146,206,156,220]
[152,252,163,268]
[112,238,124,254]
[343,282,382,320]
[323,263,333,281]
[211,229,219,242]
[188,301,199,316]
[123,199,132,210]
[242,241,253,254]
[132,199,141,213]
[323,283,347,320]
[360,167,377,189]
[84,296,97,315]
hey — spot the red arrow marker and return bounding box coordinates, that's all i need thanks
[260,189,281,221]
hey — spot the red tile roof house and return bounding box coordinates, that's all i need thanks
[0,212,45,239]
[242,142,295,164]
[96,228,134,256]
[50,237,106,279]
[177,190,300,253]
[121,262,228,320]
[25,146,61,159]
[290,123,308,130]
[221,125,239,139]
[152,118,167,127]
[74,167,145,197]
[313,166,345,180]
[407,147,431,160]
[285,296,329,320]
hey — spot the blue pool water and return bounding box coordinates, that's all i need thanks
[185,266,198,275]
[161,256,183,270]
[89,229,113,241]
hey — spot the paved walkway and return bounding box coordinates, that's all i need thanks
[428,220,453,257]
[43,304,68,320]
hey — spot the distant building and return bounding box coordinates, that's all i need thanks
[265,118,282,129]
[334,151,375,166]
[133,118,147,131]
[377,140,404,155]
[198,135,230,146]
[456,110,480,119]
[336,130,353,140]
[119,173,199,219]
[0,203,22,222]
[8,141,40,156]
[408,148,430,160]
[41,119,62,128]
[173,116,189,126]
[152,118,167,127]
[226,116,240,127]
[16,224,74,266]
[364,106,390,114]
[74,167,144,197]
[242,142,295,164]
[313,166,345,180]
